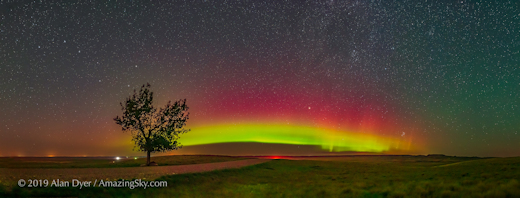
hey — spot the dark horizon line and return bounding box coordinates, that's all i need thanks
[0,154,499,158]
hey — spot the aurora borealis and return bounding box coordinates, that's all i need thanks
[182,124,413,153]
[1,0,518,157]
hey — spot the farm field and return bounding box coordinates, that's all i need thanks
[1,155,519,197]
[0,158,268,189]
[0,155,247,169]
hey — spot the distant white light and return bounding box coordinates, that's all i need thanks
[115,157,120,160]
[308,107,311,109]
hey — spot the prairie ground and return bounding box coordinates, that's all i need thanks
[0,155,247,169]
[0,158,268,188]
[1,155,519,198]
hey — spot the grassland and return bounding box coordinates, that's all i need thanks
[1,155,519,197]
[0,155,247,168]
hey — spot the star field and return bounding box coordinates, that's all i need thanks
[1,0,518,157]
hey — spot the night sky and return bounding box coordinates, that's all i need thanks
[1,0,519,157]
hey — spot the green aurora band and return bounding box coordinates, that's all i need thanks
[180,124,408,152]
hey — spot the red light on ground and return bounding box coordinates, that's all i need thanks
[269,156,282,159]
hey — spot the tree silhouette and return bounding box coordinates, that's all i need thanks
[114,83,190,166]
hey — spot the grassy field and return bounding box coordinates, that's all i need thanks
[0,155,247,168]
[1,155,519,197]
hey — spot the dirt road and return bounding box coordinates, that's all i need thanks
[0,159,270,187]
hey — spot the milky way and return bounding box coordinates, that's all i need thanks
[1,0,518,157]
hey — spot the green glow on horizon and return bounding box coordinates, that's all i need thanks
[181,124,403,152]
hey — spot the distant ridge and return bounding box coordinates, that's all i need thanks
[427,154,447,157]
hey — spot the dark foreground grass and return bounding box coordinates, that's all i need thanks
[0,155,246,168]
[1,156,519,198]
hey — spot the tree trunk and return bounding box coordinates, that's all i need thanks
[146,151,151,166]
